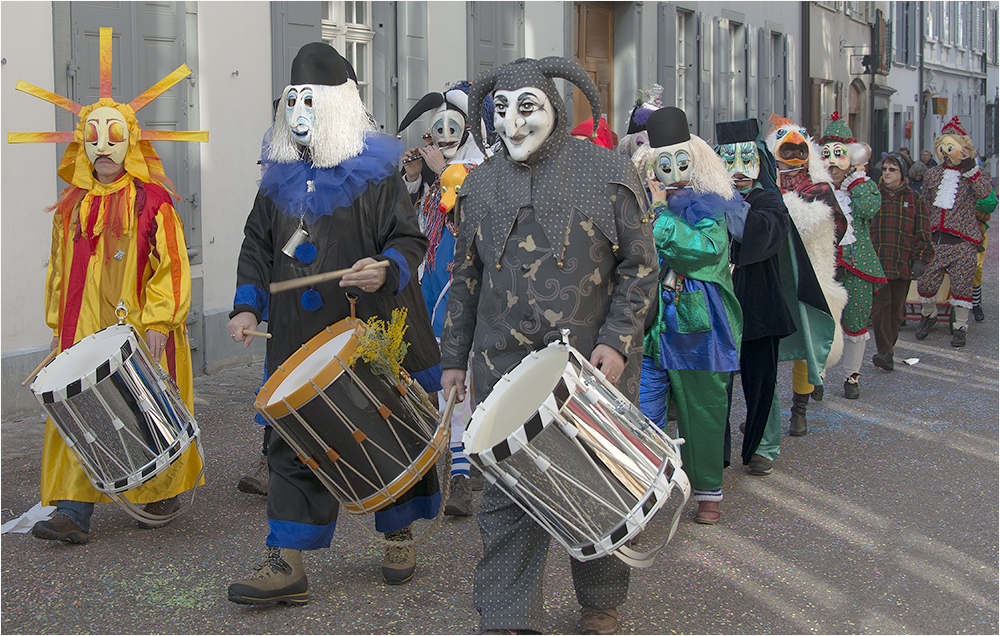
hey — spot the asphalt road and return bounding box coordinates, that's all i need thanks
[2,237,997,635]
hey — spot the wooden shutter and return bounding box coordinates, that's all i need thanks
[657,3,677,108]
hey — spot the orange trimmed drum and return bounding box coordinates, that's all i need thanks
[256,318,446,514]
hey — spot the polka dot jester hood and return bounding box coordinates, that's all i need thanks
[460,57,649,267]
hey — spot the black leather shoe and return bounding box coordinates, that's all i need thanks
[747,454,772,476]
[810,384,824,401]
[872,352,894,372]
[915,314,934,340]
[844,374,861,399]
[951,328,967,347]
[973,305,985,322]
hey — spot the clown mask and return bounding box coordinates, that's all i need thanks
[936,134,970,167]
[430,107,467,160]
[718,142,760,188]
[821,141,851,183]
[493,87,555,162]
[84,106,130,168]
[285,85,316,147]
[651,140,694,189]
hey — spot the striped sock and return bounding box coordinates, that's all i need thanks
[450,444,470,478]
[973,284,982,307]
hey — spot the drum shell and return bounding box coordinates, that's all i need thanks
[465,342,688,561]
[31,324,199,494]
[257,320,445,514]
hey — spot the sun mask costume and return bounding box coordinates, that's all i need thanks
[7,27,207,530]
[396,81,492,517]
[634,106,743,522]
[440,56,657,633]
[227,43,442,604]
[915,116,994,346]
[818,113,886,400]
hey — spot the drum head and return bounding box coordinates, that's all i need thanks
[259,319,362,415]
[466,345,569,453]
[33,325,134,395]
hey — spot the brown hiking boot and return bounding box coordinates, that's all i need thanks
[237,454,269,496]
[579,607,619,635]
[228,546,308,606]
[136,496,181,529]
[382,525,416,585]
[444,475,473,516]
[31,513,89,544]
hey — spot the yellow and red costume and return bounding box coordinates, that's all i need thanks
[9,27,207,506]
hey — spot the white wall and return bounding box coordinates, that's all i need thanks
[1,1,59,351]
[426,2,467,92]
[524,1,566,60]
[196,2,273,314]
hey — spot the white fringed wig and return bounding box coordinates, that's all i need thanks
[265,43,375,169]
[267,82,375,168]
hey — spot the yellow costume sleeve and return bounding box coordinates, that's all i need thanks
[45,211,66,336]
[141,202,191,335]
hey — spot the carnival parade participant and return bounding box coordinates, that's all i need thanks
[440,56,657,635]
[915,117,995,347]
[869,152,933,370]
[972,185,997,322]
[714,119,795,475]
[819,113,886,398]
[635,107,742,524]
[570,116,615,149]
[7,27,207,544]
[397,80,490,516]
[226,44,442,604]
[617,84,662,159]
[764,115,846,439]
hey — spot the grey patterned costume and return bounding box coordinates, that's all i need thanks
[440,57,658,631]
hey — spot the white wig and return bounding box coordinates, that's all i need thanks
[632,134,736,200]
[266,82,376,168]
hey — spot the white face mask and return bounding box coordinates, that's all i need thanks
[718,142,760,183]
[84,106,130,167]
[652,140,695,188]
[285,85,316,147]
[430,107,467,160]
[493,87,555,162]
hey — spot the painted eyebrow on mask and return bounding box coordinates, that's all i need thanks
[517,91,542,104]
[494,95,509,106]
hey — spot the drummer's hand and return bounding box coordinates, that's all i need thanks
[419,144,447,175]
[441,368,467,403]
[340,257,387,293]
[591,344,625,384]
[50,336,59,352]
[146,329,168,362]
[228,312,259,348]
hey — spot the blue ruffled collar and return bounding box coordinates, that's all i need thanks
[663,189,743,225]
[258,133,404,223]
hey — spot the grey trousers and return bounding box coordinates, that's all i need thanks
[473,482,630,632]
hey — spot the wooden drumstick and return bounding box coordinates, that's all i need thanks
[22,348,59,387]
[269,260,391,294]
[241,328,272,340]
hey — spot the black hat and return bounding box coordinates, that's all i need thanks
[290,43,357,86]
[715,119,760,145]
[646,107,691,148]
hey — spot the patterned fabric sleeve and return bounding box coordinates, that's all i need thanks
[440,202,482,370]
[912,193,935,266]
[141,200,192,335]
[595,184,657,357]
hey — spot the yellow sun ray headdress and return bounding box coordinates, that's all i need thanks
[7,27,208,199]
